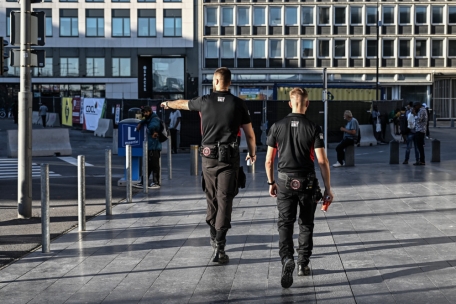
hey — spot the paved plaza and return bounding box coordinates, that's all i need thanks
[1,128,456,303]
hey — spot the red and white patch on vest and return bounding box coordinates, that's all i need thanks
[202,147,211,157]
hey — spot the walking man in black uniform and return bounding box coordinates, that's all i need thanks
[160,67,257,264]
[265,88,333,288]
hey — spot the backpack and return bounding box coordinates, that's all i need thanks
[158,118,169,143]
[399,112,409,135]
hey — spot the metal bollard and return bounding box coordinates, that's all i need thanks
[41,164,50,253]
[451,119,455,128]
[143,141,148,194]
[126,145,132,203]
[389,140,399,164]
[105,149,112,216]
[78,155,86,231]
[190,145,199,176]
[431,139,440,162]
[168,135,172,180]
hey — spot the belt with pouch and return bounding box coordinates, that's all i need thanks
[199,142,240,160]
[278,171,316,191]
[199,145,218,159]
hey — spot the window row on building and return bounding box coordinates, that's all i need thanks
[6,0,181,2]
[204,38,456,68]
[204,5,456,27]
[7,57,132,77]
[5,8,182,37]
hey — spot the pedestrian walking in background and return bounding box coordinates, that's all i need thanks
[160,67,257,265]
[169,108,181,154]
[39,103,48,127]
[265,88,333,288]
[424,103,431,139]
[413,102,428,165]
[402,107,419,164]
[333,110,359,167]
[371,105,386,144]
[134,106,162,189]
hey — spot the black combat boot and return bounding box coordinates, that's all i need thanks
[281,258,295,288]
[212,229,229,264]
[297,264,311,276]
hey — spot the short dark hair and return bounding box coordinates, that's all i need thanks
[413,101,421,107]
[142,106,152,112]
[408,101,413,106]
[214,67,231,86]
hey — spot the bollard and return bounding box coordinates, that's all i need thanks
[143,141,148,193]
[190,145,199,176]
[247,160,255,173]
[389,140,399,164]
[41,164,50,253]
[105,149,112,216]
[431,139,440,162]
[451,119,455,128]
[345,145,355,166]
[126,145,132,203]
[78,155,86,231]
[168,134,172,180]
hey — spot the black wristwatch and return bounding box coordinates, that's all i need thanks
[267,180,275,186]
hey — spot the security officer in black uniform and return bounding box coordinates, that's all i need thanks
[265,88,334,288]
[160,67,257,264]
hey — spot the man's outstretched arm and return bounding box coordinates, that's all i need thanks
[160,100,190,111]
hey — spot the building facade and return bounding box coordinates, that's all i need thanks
[0,0,198,101]
[199,0,456,116]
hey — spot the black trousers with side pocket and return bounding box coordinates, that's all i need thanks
[201,156,239,234]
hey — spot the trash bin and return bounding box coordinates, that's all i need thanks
[128,107,143,119]
[117,118,145,186]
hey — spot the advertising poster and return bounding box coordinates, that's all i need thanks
[72,97,82,125]
[62,97,73,126]
[239,88,265,100]
[82,98,106,131]
[115,104,121,125]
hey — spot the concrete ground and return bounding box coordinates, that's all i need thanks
[1,119,456,303]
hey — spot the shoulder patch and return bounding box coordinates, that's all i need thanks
[291,121,299,127]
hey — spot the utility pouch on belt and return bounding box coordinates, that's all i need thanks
[218,143,231,163]
[200,145,218,159]
[279,172,316,192]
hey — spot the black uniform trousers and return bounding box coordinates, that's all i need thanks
[201,156,239,243]
[336,138,355,165]
[142,150,160,185]
[276,177,318,265]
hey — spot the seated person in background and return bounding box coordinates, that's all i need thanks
[333,110,359,167]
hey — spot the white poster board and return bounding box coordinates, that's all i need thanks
[82,98,105,131]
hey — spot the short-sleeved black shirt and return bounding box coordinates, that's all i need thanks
[188,91,251,145]
[267,113,325,173]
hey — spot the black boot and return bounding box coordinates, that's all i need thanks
[281,258,295,288]
[213,244,229,264]
[297,264,311,276]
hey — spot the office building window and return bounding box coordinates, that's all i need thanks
[335,7,346,25]
[432,40,443,57]
[399,40,410,57]
[112,0,129,2]
[367,7,377,25]
[164,0,181,2]
[86,9,104,37]
[60,9,78,37]
[432,6,443,24]
[60,0,77,2]
[334,40,345,57]
[269,7,282,26]
[416,40,427,57]
[222,7,234,26]
[112,10,130,37]
[383,7,394,25]
[86,0,104,2]
[221,40,234,58]
[319,7,330,25]
[302,39,313,57]
[253,39,266,58]
[351,40,361,57]
[86,58,105,76]
[351,7,362,25]
[237,40,250,58]
[206,7,217,26]
[138,9,156,37]
[60,58,79,76]
[367,40,377,57]
[449,40,456,57]
[6,9,13,37]
[253,7,266,26]
[450,7,456,24]
[383,40,394,57]
[285,40,297,58]
[33,58,53,77]
[302,7,313,25]
[270,40,282,58]
[399,7,411,24]
[164,9,181,37]
[285,7,298,26]
[416,6,427,24]
[237,7,250,26]
[112,58,131,77]
[138,0,155,2]
[205,40,218,58]
[318,40,329,57]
